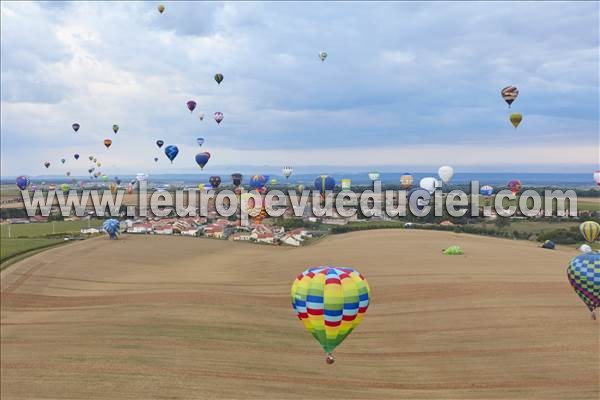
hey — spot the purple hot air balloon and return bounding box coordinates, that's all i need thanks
[74,153,80,160]
[16,176,30,190]
[186,100,197,113]
[72,123,80,133]
[214,112,223,124]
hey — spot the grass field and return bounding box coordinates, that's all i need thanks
[0,238,64,263]
[0,220,102,238]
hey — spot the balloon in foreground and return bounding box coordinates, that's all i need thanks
[580,221,600,243]
[318,51,328,62]
[231,173,243,187]
[438,165,454,184]
[44,161,50,168]
[368,171,380,181]
[72,123,80,132]
[112,124,119,134]
[214,112,223,124]
[209,176,222,188]
[541,240,555,250]
[314,175,335,196]
[102,219,120,240]
[157,4,165,14]
[197,137,204,146]
[104,139,112,149]
[214,73,223,85]
[74,154,80,160]
[507,179,522,195]
[509,113,522,129]
[480,185,494,198]
[186,100,197,113]
[164,145,179,163]
[16,176,30,190]
[594,170,600,186]
[419,177,438,194]
[291,266,370,363]
[282,166,293,179]
[566,253,600,318]
[501,86,519,107]
[156,140,164,148]
[195,152,210,169]
[400,173,413,189]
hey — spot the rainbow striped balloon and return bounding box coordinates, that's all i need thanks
[291,267,370,360]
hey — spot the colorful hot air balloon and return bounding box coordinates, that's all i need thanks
[214,73,223,85]
[197,137,204,146]
[509,113,522,129]
[580,221,600,243]
[318,51,328,62]
[164,145,179,163]
[16,176,30,190]
[594,170,600,186]
[186,100,197,113]
[112,124,119,134]
[250,175,267,189]
[72,123,80,132]
[507,179,522,195]
[74,154,80,160]
[195,152,210,169]
[341,179,352,190]
[104,139,112,149]
[438,165,454,184]
[214,112,223,124]
[400,173,413,189]
[368,171,380,181]
[480,185,494,198]
[231,173,243,187]
[60,183,70,193]
[282,166,293,179]
[157,4,165,14]
[566,253,600,318]
[314,175,335,196]
[61,158,66,164]
[44,161,50,168]
[501,86,519,107]
[102,219,120,239]
[209,176,222,188]
[156,140,164,148]
[291,266,370,363]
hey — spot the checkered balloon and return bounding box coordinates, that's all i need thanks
[566,253,600,317]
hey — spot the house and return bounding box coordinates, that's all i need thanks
[180,228,199,236]
[255,232,275,244]
[280,234,301,247]
[29,215,49,223]
[203,224,224,239]
[128,223,153,234]
[80,227,100,234]
[154,225,173,235]
[229,232,252,241]
[439,220,455,227]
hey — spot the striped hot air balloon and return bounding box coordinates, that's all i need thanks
[400,173,413,189]
[567,253,600,318]
[291,266,370,363]
[579,221,600,243]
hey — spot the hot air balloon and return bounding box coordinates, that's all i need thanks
[72,123,80,133]
[74,154,80,160]
[112,124,119,134]
[282,166,293,179]
[419,177,438,194]
[60,183,70,193]
[44,161,50,168]
[509,113,522,129]
[270,178,278,185]
[231,173,243,187]
[368,171,380,181]
[214,73,223,85]
[507,179,522,196]
[400,173,413,189]
[341,179,352,190]
[197,137,204,146]
[197,183,205,191]
[318,51,328,62]
[580,244,593,253]
[198,113,205,121]
[580,221,600,243]
[541,240,556,250]
[480,185,494,198]
[157,4,165,14]
[154,157,159,162]
[156,140,164,148]
[250,175,267,190]
[102,219,120,239]
[66,171,71,177]
[93,157,98,163]
[443,245,464,255]
[114,177,121,185]
[314,175,335,197]
[594,170,600,186]
[89,155,94,161]
[566,253,600,318]
[88,168,94,174]
[195,152,210,169]
[104,139,112,149]
[186,100,197,113]
[136,173,148,183]
[97,162,102,167]
[297,184,305,193]
[16,176,30,190]
[438,165,454,184]
[164,145,179,163]
[101,175,109,181]
[291,266,370,363]
[61,158,66,164]
[501,86,519,107]
[126,184,134,194]
[214,112,223,124]
[209,176,221,188]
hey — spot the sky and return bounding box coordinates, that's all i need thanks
[1,1,599,177]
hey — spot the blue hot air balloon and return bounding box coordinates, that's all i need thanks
[156,140,164,148]
[314,175,335,196]
[197,137,204,146]
[249,175,267,189]
[195,152,211,169]
[164,145,179,163]
[102,219,120,240]
[480,185,494,198]
[74,154,80,160]
[16,176,30,190]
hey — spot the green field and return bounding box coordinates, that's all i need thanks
[0,220,103,238]
[0,238,65,263]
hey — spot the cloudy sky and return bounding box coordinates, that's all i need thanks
[1,1,598,176]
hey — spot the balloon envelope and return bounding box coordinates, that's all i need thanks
[314,175,335,194]
[580,221,600,243]
[195,152,210,169]
[214,73,223,84]
[214,112,223,124]
[566,253,600,314]
[368,171,380,181]
[44,162,50,168]
[250,175,267,189]
[318,51,328,62]
[72,123,80,132]
[594,170,600,186]
[102,219,120,239]
[112,124,119,134]
[164,145,179,163]
[480,185,494,197]
[231,173,243,186]
[400,173,413,189]
[507,179,522,195]
[157,4,165,13]
[282,166,293,178]
[438,165,454,184]
[501,86,519,107]
[209,176,221,188]
[186,100,197,113]
[74,154,80,160]
[16,176,30,190]
[156,140,164,148]
[419,177,438,194]
[197,137,204,146]
[104,139,112,148]
[509,113,522,129]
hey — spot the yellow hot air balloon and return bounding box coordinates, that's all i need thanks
[509,113,522,129]
[291,266,370,364]
[580,221,600,243]
[197,184,205,191]
[157,4,165,14]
